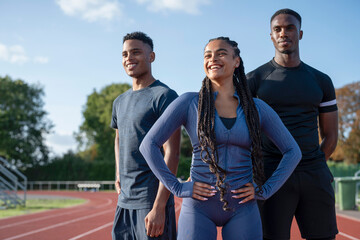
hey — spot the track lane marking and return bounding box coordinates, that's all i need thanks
[0,208,85,230]
[339,232,360,240]
[337,213,360,223]
[0,197,113,230]
[175,202,181,213]
[3,209,114,240]
[337,214,360,240]
[68,222,113,240]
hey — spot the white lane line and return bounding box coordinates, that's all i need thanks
[0,197,113,230]
[339,232,360,240]
[175,203,181,214]
[336,213,360,240]
[174,198,182,214]
[68,222,113,240]
[337,213,360,223]
[96,198,113,208]
[3,209,114,240]
[0,208,86,230]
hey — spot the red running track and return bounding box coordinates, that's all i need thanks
[0,191,359,240]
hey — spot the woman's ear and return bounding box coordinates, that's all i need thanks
[235,56,240,68]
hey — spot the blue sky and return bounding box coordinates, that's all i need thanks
[1,0,359,156]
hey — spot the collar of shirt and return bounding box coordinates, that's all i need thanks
[213,91,240,104]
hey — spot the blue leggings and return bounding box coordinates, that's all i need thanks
[177,192,262,240]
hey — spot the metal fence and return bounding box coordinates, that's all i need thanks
[27,181,115,191]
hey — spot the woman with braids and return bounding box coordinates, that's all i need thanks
[140,37,301,239]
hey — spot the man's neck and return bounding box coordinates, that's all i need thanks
[132,76,156,91]
[274,52,301,68]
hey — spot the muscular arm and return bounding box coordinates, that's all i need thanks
[152,128,181,209]
[319,111,338,160]
[114,129,120,194]
[144,128,181,237]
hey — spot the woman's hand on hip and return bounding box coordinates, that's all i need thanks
[231,182,254,204]
[192,182,217,201]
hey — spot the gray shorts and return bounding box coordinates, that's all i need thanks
[111,203,177,240]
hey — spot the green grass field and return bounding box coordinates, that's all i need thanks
[0,198,86,218]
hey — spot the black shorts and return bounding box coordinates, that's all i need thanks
[258,166,338,239]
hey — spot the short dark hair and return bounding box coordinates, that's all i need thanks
[271,8,302,28]
[123,31,154,50]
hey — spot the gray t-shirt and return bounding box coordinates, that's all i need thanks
[111,80,178,209]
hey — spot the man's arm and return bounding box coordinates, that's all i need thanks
[114,129,121,194]
[144,128,181,237]
[319,111,338,160]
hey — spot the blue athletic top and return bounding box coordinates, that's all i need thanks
[140,92,301,200]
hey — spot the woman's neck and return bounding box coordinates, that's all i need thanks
[211,77,238,118]
[211,77,235,97]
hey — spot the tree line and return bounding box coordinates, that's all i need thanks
[0,75,359,180]
[332,81,360,164]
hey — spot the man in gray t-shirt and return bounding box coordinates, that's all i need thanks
[111,32,180,240]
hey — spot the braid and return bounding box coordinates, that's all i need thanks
[198,37,265,208]
[198,76,229,211]
[234,58,265,192]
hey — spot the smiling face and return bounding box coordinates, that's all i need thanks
[203,40,240,83]
[122,39,154,79]
[270,14,303,55]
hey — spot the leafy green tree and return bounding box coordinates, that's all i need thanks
[76,83,131,162]
[177,156,191,180]
[342,112,360,164]
[0,75,52,168]
[336,81,360,143]
[334,81,360,163]
[180,128,192,157]
[176,128,193,180]
[24,151,115,180]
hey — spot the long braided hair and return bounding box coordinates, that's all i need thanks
[197,37,265,211]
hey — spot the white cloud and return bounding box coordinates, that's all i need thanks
[56,0,122,22]
[34,56,49,64]
[135,0,211,15]
[0,43,29,64]
[0,43,49,65]
[9,45,25,53]
[10,55,29,64]
[0,44,9,61]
